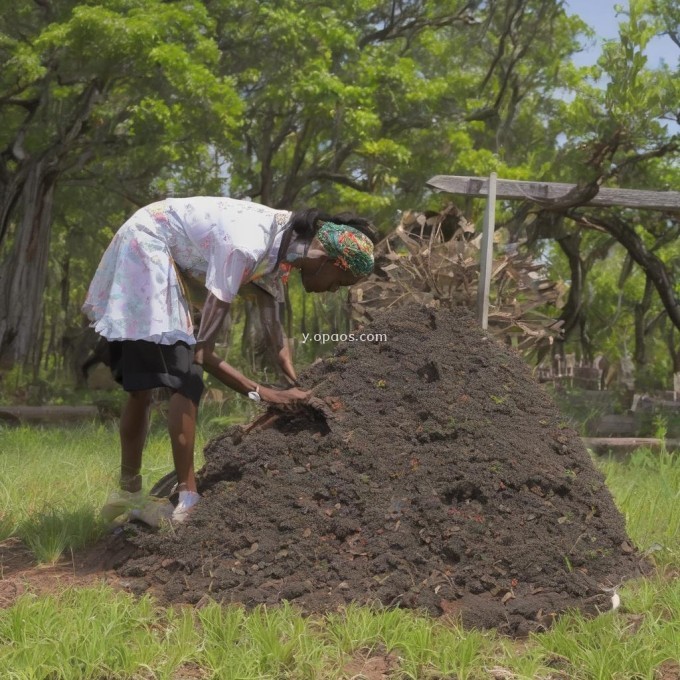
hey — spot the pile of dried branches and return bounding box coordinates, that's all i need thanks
[350,204,564,351]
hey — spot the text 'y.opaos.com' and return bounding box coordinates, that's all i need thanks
[300,332,387,344]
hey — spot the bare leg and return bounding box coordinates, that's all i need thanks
[119,390,153,492]
[168,391,198,493]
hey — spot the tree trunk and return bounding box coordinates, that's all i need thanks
[555,233,585,344]
[0,81,99,369]
[668,325,680,374]
[311,295,320,337]
[60,253,70,320]
[300,289,307,336]
[634,276,654,370]
[0,160,57,368]
[283,284,293,355]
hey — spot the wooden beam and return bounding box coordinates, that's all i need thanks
[427,175,680,211]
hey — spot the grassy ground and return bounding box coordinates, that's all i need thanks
[0,418,679,679]
[0,403,245,563]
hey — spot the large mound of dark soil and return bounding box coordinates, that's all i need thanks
[118,306,644,634]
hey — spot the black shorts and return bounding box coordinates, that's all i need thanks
[108,340,204,405]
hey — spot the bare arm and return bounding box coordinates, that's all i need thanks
[202,350,308,405]
[193,293,231,366]
[196,292,306,405]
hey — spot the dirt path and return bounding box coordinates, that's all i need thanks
[0,537,125,607]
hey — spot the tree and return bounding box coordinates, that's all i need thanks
[0,0,241,366]
[207,0,584,216]
[7,0,649,382]
[511,0,679,385]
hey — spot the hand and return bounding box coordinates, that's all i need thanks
[259,386,310,407]
[193,346,204,367]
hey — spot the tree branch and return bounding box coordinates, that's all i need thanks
[359,2,478,48]
[305,170,368,193]
[568,210,680,332]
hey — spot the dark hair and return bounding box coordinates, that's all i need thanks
[288,208,379,244]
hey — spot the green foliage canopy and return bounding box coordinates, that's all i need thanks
[0,0,242,364]
[0,0,678,390]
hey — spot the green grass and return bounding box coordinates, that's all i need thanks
[0,407,234,563]
[534,575,680,680]
[0,578,678,679]
[0,422,679,678]
[598,445,680,568]
[1,423,120,561]
[0,585,173,679]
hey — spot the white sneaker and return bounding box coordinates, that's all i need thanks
[172,490,200,524]
[100,489,145,522]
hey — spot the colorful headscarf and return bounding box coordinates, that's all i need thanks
[316,222,374,277]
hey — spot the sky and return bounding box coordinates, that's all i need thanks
[565,0,676,68]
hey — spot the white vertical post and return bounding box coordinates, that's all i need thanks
[477,172,497,329]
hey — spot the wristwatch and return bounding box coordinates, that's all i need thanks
[247,384,261,402]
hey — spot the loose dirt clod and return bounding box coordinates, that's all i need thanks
[118,305,645,634]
